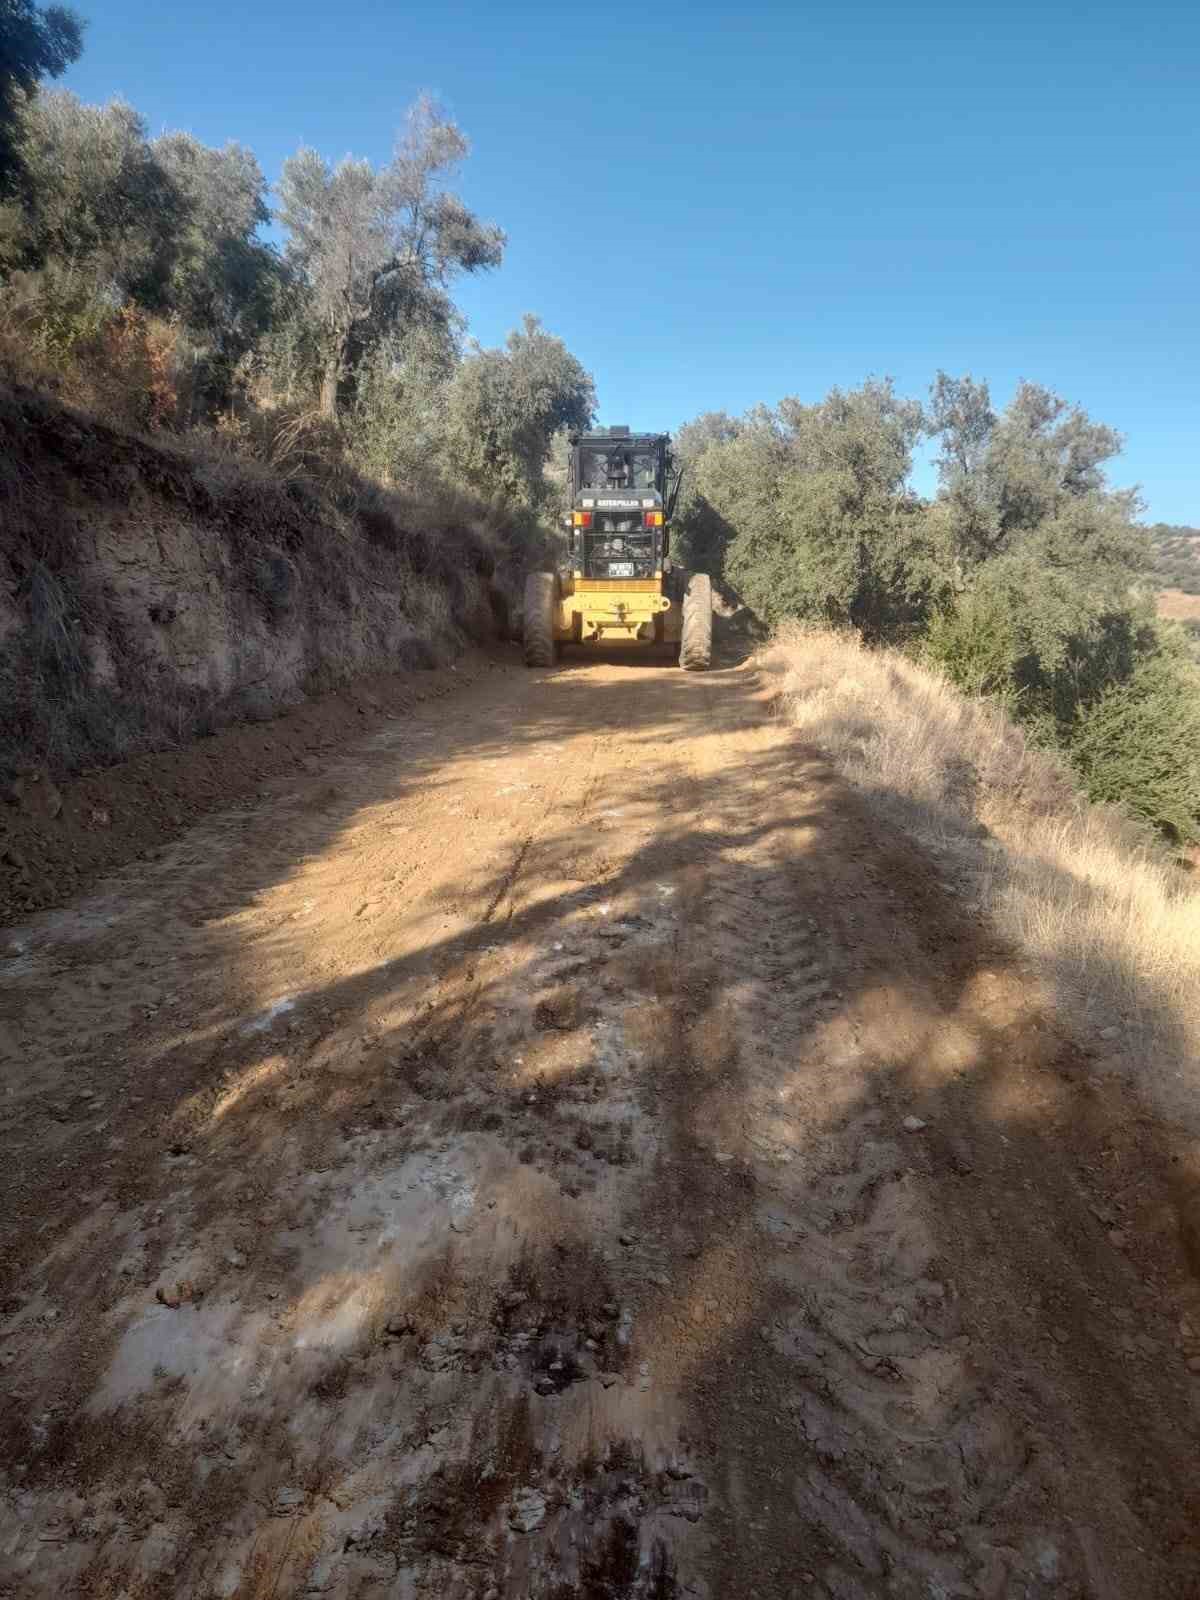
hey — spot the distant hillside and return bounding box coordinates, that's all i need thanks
[1148,522,1200,595]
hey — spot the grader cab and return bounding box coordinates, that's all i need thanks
[522,427,712,669]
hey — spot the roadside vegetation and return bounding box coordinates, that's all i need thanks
[674,383,1200,845]
[2,7,1196,849]
[0,10,593,777]
[766,626,1200,1120]
[0,79,592,506]
[0,7,593,532]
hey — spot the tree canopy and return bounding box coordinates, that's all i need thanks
[278,95,505,417]
[672,375,1196,839]
[152,132,279,362]
[0,47,1193,840]
[675,381,928,634]
[0,0,82,194]
[11,93,184,304]
[444,315,595,504]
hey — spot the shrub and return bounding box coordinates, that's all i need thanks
[1069,648,1200,842]
[0,275,191,430]
[922,590,1021,705]
[925,579,1199,842]
[0,262,112,360]
[94,306,183,430]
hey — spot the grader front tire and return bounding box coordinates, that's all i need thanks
[523,572,557,667]
[680,573,712,671]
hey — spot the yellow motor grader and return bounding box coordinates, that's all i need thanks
[522,427,711,669]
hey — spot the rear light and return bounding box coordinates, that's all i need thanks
[572,511,592,528]
[643,510,664,528]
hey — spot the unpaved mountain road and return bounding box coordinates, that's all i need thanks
[1,651,1199,1600]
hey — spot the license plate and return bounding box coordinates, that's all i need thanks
[608,562,634,577]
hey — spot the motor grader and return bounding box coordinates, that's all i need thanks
[522,427,711,669]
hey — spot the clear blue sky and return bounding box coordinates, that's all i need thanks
[63,1,1198,521]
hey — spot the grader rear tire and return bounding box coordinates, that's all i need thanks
[680,573,712,671]
[523,572,557,667]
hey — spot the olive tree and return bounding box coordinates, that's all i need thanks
[0,0,83,194]
[152,132,280,365]
[9,92,184,305]
[680,382,930,635]
[927,372,1128,578]
[444,315,595,505]
[278,95,505,418]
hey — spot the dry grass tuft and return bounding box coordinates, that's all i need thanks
[764,623,1200,1127]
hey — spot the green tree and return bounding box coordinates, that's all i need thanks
[5,95,282,409]
[673,410,741,462]
[152,132,280,373]
[925,374,1153,724]
[669,411,742,574]
[928,373,1128,575]
[278,95,504,418]
[444,314,594,505]
[8,92,184,312]
[680,382,929,635]
[919,377,1198,835]
[0,0,82,194]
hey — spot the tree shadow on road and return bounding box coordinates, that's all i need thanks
[4,660,1200,1597]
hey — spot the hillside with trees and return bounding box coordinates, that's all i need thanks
[0,15,597,782]
[673,380,1200,843]
[0,80,592,496]
[1,9,1197,848]
[1148,523,1200,595]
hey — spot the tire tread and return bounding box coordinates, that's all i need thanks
[523,572,557,667]
[680,573,712,671]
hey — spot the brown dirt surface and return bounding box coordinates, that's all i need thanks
[1,646,1199,1598]
[1157,588,1200,621]
[0,654,498,925]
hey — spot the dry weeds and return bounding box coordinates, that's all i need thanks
[765,623,1200,1126]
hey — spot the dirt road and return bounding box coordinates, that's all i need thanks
[2,651,1198,1599]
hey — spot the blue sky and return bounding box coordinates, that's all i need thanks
[63,1,1198,520]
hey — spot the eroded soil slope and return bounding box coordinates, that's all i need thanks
[1,653,1198,1599]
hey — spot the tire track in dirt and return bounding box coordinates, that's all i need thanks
[1,654,1198,1599]
[614,674,1200,1599]
[0,662,710,1599]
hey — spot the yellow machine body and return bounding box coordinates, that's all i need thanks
[552,574,682,647]
[520,429,709,668]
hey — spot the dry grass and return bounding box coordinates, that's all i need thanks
[764,623,1200,1127]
